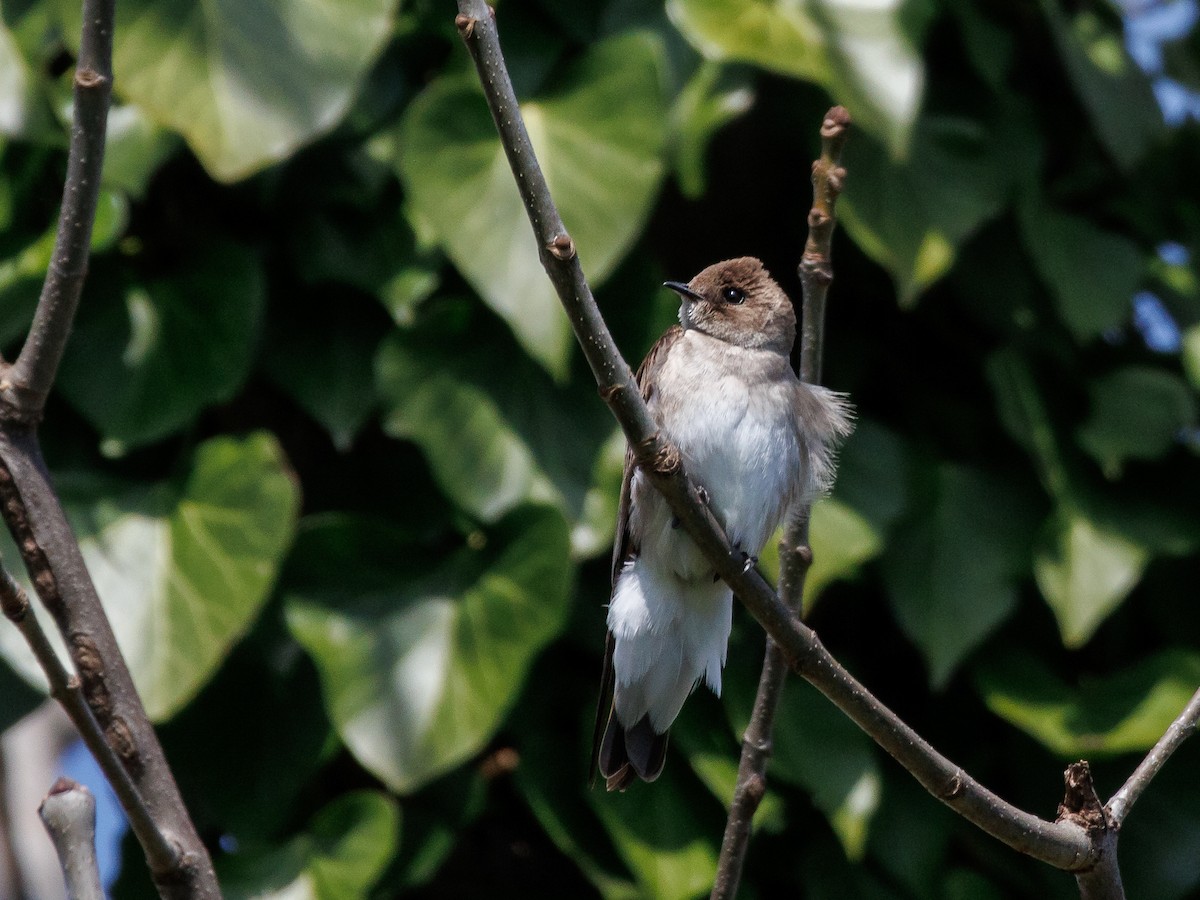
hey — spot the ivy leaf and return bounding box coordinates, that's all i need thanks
[589,760,722,900]
[666,0,926,155]
[56,243,264,454]
[0,433,300,720]
[1076,367,1197,475]
[220,791,400,900]
[841,103,1039,306]
[977,649,1200,757]
[724,638,880,859]
[395,32,668,378]
[1033,508,1149,649]
[375,301,615,542]
[59,0,400,181]
[669,62,754,199]
[1039,0,1163,171]
[881,463,1035,687]
[1017,195,1143,341]
[284,506,572,793]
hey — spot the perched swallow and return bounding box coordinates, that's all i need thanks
[593,257,853,790]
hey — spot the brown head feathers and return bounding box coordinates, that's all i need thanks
[666,257,796,354]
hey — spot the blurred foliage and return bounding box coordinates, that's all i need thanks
[0,0,1198,897]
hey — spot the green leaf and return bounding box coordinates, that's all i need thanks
[589,760,722,900]
[1076,367,1197,475]
[803,420,915,612]
[376,302,616,540]
[101,103,180,199]
[881,463,1035,687]
[0,15,58,140]
[666,0,926,155]
[841,104,1039,305]
[1184,324,1200,391]
[56,242,264,453]
[1018,195,1143,340]
[1039,0,1163,171]
[669,62,754,199]
[284,506,573,793]
[84,0,400,181]
[976,649,1200,757]
[1033,508,1148,648]
[263,296,385,451]
[220,791,400,900]
[724,642,880,859]
[0,433,300,720]
[395,32,668,377]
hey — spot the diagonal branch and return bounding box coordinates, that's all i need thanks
[453,0,1097,874]
[711,105,850,900]
[1107,684,1200,827]
[0,0,221,896]
[0,559,180,876]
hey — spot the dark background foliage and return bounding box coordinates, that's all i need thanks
[1,0,1199,897]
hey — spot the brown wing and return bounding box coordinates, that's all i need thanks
[609,324,684,584]
[591,324,684,788]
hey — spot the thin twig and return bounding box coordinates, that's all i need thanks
[711,106,850,900]
[1107,685,1200,826]
[453,0,1097,874]
[0,0,220,896]
[39,778,103,900]
[0,0,113,417]
[0,560,181,875]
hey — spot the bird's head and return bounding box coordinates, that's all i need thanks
[664,257,796,354]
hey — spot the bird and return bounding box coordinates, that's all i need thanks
[592,256,853,791]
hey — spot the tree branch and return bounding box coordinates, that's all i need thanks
[0,0,113,417]
[39,778,103,900]
[0,1,220,896]
[0,558,182,878]
[711,105,851,900]
[453,0,1098,875]
[1107,684,1200,827]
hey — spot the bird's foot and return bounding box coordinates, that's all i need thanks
[739,550,758,573]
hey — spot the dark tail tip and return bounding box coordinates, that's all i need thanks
[597,708,669,791]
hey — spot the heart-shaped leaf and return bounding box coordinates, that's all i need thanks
[977,649,1200,757]
[56,242,264,453]
[667,0,926,155]
[284,505,572,793]
[0,433,300,720]
[79,0,400,181]
[220,791,400,900]
[395,32,668,377]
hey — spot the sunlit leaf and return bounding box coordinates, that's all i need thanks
[669,62,754,199]
[0,433,300,720]
[396,32,668,377]
[284,506,572,793]
[977,649,1200,757]
[221,791,400,900]
[62,0,400,181]
[376,301,615,542]
[1184,324,1200,391]
[667,0,926,155]
[841,104,1039,305]
[1033,508,1148,648]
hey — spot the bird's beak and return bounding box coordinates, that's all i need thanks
[663,281,703,302]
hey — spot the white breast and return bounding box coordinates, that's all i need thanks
[629,330,802,580]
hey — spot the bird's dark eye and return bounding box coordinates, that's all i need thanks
[721,286,745,304]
